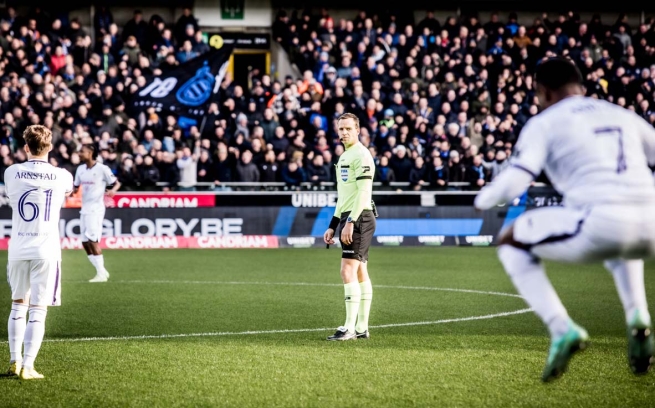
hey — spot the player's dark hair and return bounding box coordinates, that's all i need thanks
[82,143,98,160]
[534,57,583,91]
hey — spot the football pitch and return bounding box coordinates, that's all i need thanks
[1,247,654,407]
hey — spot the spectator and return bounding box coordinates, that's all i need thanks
[196,149,214,184]
[306,154,331,183]
[390,145,412,181]
[176,40,198,63]
[122,10,148,45]
[259,149,280,182]
[281,159,306,187]
[119,35,141,66]
[447,150,466,183]
[429,156,450,187]
[176,144,199,191]
[260,108,279,142]
[467,155,487,188]
[249,137,265,165]
[483,150,510,181]
[375,155,396,184]
[118,156,139,190]
[175,7,199,44]
[192,30,210,55]
[409,156,428,191]
[213,143,234,190]
[236,149,260,182]
[139,154,160,190]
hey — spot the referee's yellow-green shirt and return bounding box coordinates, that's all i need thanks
[333,142,375,221]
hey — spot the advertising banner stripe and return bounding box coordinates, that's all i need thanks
[271,207,298,236]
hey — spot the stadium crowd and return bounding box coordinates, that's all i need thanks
[0,6,654,190]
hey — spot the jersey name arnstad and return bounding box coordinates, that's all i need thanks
[14,171,57,180]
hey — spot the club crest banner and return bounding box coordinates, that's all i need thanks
[131,46,233,118]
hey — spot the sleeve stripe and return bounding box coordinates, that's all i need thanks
[511,164,538,179]
[356,176,373,180]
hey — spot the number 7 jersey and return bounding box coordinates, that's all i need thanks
[4,160,74,261]
[511,95,655,208]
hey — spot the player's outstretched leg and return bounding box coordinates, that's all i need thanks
[6,302,28,376]
[355,262,372,339]
[19,306,47,380]
[604,259,654,375]
[497,243,588,382]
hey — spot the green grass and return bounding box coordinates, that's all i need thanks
[1,247,655,407]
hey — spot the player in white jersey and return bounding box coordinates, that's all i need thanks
[73,144,120,283]
[475,57,655,382]
[4,125,73,379]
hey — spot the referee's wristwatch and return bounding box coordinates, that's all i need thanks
[346,216,354,223]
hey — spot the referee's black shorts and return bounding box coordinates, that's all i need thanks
[337,210,376,262]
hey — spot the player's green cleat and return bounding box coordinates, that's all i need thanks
[6,361,21,377]
[19,367,44,380]
[541,321,589,383]
[627,310,654,375]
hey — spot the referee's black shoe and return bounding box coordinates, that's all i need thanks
[356,330,370,339]
[327,327,356,341]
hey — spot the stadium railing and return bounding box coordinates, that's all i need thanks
[150,181,474,191]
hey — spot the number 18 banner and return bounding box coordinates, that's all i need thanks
[131,46,234,120]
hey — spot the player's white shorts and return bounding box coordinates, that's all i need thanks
[7,260,61,306]
[81,213,104,242]
[511,204,655,263]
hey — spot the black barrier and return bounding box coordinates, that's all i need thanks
[278,235,496,248]
[215,192,423,207]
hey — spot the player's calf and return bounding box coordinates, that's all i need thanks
[22,307,47,373]
[7,302,28,372]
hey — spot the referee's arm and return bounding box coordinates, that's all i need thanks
[325,192,341,246]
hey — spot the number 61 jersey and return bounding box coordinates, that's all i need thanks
[4,160,73,261]
[511,95,655,208]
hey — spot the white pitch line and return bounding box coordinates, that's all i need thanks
[95,280,523,299]
[40,308,532,343]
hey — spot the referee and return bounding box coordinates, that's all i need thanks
[323,113,377,341]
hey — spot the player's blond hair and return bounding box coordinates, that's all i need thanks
[337,113,360,130]
[23,125,52,156]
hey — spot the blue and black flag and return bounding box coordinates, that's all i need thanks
[131,46,234,125]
